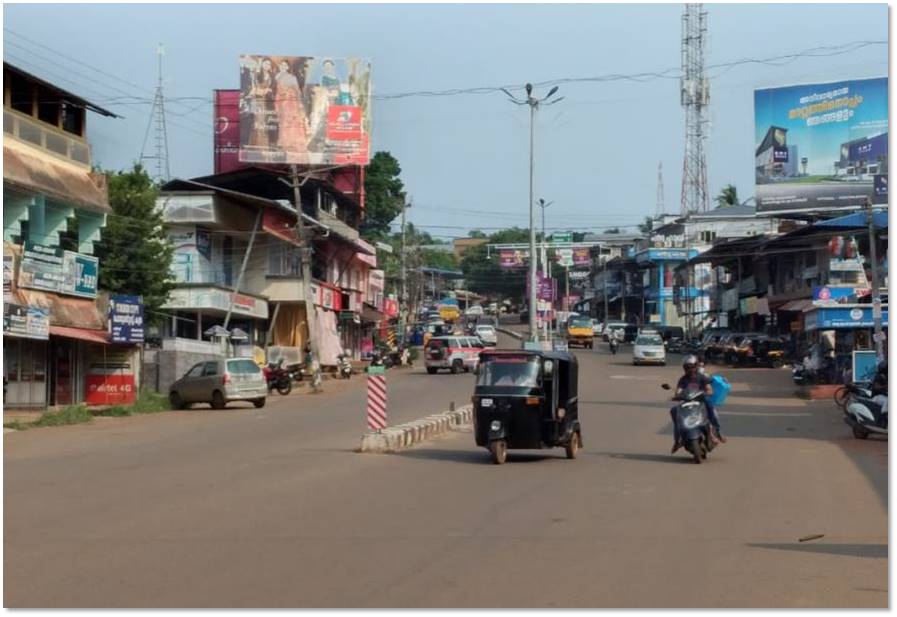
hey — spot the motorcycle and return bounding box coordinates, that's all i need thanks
[843,386,888,440]
[609,338,619,355]
[337,353,353,379]
[662,383,716,464]
[263,360,293,395]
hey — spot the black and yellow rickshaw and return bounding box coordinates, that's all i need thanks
[472,350,581,464]
[734,335,786,368]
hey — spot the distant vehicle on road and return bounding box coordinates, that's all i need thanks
[566,316,594,349]
[465,305,484,317]
[425,335,483,374]
[633,333,666,366]
[169,358,267,410]
[603,321,628,342]
[475,324,498,346]
[591,319,604,337]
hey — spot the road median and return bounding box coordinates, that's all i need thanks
[359,404,473,453]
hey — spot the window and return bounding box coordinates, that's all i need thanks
[202,362,219,376]
[185,363,205,378]
[226,359,261,374]
[37,87,60,126]
[267,241,301,276]
[700,230,717,243]
[9,72,34,115]
[61,102,83,136]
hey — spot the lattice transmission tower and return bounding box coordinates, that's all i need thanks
[139,44,171,182]
[680,4,710,215]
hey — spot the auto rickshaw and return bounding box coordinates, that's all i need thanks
[735,335,786,368]
[472,350,581,464]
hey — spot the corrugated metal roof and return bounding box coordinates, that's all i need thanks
[15,288,105,330]
[3,141,111,214]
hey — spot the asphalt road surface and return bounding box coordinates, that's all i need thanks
[4,333,887,608]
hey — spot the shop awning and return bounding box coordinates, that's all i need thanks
[49,325,110,344]
[813,210,888,230]
[15,288,106,329]
[778,299,814,312]
[361,302,384,323]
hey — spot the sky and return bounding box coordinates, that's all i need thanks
[3,3,888,240]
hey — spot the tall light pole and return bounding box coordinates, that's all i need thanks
[502,84,564,343]
[865,197,884,361]
[538,198,554,340]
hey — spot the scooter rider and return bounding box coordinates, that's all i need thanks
[671,354,727,453]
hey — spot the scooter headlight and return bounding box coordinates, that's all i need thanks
[490,420,502,432]
[681,408,705,429]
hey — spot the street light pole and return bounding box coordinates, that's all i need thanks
[538,198,554,340]
[502,84,563,344]
[865,197,884,361]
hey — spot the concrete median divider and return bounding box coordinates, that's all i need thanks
[359,404,473,453]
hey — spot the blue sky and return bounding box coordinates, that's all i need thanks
[3,3,888,238]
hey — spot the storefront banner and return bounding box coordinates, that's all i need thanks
[238,55,372,166]
[852,350,879,383]
[164,287,269,319]
[85,348,136,405]
[805,305,889,329]
[383,298,399,318]
[813,286,871,302]
[499,249,529,268]
[754,77,888,213]
[214,89,244,174]
[62,251,98,298]
[3,303,50,340]
[19,242,65,292]
[555,249,574,268]
[109,295,145,343]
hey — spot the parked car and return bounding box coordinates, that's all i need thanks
[632,333,667,366]
[169,358,267,410]
[475,324,498,346]
[425,335,483,374]
[657,326,685,352]
[465,305,484,317]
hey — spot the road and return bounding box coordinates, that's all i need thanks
[4,331,887,608]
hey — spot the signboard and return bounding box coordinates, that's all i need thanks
[3,303,49,340]
[18,242,98,298]
[552,232,572,243]
[499,249,529,268]
[754,77,888,213]
[812,286,871,302]
[164,287,269,319]
[4,253,13,295]
[572,248,590,267]
[238,55,372,166]
[85,348,136,406]
[636,248,691,263]
[555,248,574,268]
[852,350,879,383]
[214,89,243,174]
[804,305,889,330]
[110,295,145,343]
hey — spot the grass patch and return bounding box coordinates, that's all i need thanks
[95,390,171,418]
[3,420,28,431]
[31,404,94,428]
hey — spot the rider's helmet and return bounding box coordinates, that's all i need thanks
[682,354,699,369]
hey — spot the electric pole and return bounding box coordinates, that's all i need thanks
[284,165,322,392]
[501,84,564,344]
[865,197,884,361]
[399,197,410,345]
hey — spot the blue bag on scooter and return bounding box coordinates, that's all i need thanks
[707,374,731,407]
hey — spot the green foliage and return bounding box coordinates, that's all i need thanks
[32,404,94,428]
[95,164,174,326]
[460,227,531,300]
[362,151,406,241]
[95,389,170,417]
[715,184,739,208]
[638,216,654,236]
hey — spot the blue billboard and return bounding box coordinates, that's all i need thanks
[109,295,145,343]
[754,77,888,213]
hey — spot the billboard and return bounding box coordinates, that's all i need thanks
[109,295,145,344]
[499,249,529,268]
[754,77,888,213]
[19,242,98,298]
[238,55,371,166]
[214,89,242,174]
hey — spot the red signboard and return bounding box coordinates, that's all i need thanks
[383,298,399,318]
[214,90,244,175]
[85,374,136,406]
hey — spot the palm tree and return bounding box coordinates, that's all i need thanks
[715,184,738,208]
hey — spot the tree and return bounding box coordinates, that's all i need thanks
[638,216,654,236]
[460,227,531,300]
[468,229,487,239]
[94,164,174,325]
[715,184,738,208]
[361,151,406,241]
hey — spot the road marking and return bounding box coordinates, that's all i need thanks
[721,411,811,417]
[609,375,661,381]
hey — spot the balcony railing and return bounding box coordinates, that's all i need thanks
[4,110,91,168]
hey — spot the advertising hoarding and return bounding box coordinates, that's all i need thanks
[3,303,50,340]
[214,89,243,174]
[110,295,145,343]
[238,55,371,166]
[754,77,888,213]
[499,249,529,268]
[19,242,98,298]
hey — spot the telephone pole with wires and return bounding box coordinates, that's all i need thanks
[140,43,171,182]
[656,162,665,217]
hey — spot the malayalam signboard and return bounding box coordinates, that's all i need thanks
[109,295,145,343]
[499,249,529,268]
[238,55,372,166]
[18,242,98,298]
[754,77,888,213]
[3,303,49,340]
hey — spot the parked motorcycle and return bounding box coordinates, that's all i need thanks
[843,386,888,440]
[337,353,353,379]
[263,360,293,395]
[662,383,716,464]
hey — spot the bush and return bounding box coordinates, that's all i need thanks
[32,405,94,428]
[95,389,170,418]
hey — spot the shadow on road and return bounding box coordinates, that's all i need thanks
[590,451,693,465]
[394,447,563,465]
[747,542,887,560]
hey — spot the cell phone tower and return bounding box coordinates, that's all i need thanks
[139,44,171,183]
[680,4,710,215]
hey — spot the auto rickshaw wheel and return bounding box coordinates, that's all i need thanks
[490,440,508,464]
[565,432,580,459]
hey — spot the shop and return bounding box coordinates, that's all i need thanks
[3,303,50,408]
[162,285,269,346]
[803,303,888,384]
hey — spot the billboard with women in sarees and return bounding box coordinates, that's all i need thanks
[238,55,372,166]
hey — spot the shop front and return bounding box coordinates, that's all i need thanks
[163,285,270,346]
[804,303,888,383]
[3,303,50,408]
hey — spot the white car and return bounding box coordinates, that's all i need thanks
[632,333,666,366]
[475,324,498,346]
[465,305,484,316]
[591,319,604,336]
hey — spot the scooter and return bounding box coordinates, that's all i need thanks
[662,383,716,464]
[609,338,619,355]
[263,360,293,395]
[337,353,353,379]
[844,389,887,440]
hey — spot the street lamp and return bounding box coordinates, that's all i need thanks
[502,84,564,343]
[537,198,554,339]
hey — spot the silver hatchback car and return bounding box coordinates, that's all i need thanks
[169,358,267,410]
